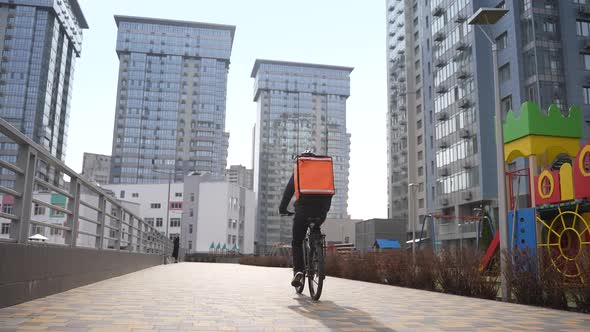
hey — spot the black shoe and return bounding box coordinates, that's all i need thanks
[291,272,304,287]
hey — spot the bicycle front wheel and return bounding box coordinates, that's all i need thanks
[308,242,324,301]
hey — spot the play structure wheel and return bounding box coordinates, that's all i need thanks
[537,206,590,280]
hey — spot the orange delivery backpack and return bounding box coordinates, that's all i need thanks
[293,155,335,200]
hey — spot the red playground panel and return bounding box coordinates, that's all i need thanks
[480,233,500,271]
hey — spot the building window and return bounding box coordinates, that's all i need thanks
[577,20,590,36]
[582,54,590,70]
[132,193,139,198]
[543,21,556,33]
[418,167,424,176]
[120,190,125,199]
[418,151,424,161]
[170,202,182,209]
[189,224,193,234]
[175,192,182,198]
[583,87,590,105]
[499,63,511,82]
[145,218,154,226]
[1,223,9,234]
[496,32,508,50]
[419,183,424,192]
[34,204,46,216]
[419,199,425,208]
[189,208,194,217]
[170,218,180,227]
[496,0,506,8]
[501,95,513,114]
[190,193,195,202]
[417,135,423,145]
[2,204,13,215]
[156,218,163,227]
[150,203,161,209]
[188,241,192,250]
[417,120,422,129]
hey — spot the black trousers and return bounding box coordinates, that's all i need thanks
[291,211,325,273]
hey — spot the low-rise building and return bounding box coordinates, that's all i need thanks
[81,153,111,185]
[355,219,406,253]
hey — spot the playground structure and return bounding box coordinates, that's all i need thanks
[416,102,590,282]
[495,102,589,281]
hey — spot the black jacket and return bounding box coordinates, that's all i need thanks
[279,174,332,217]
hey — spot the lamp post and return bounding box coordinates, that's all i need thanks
[151,162,184,238]
[408,183,418,257]
[467,7,509,301]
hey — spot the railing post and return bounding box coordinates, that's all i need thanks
[128,214,134,252]
[65,178,80,247]
[115,205,122,251]
[96,195,106,249]
[11,146,36,244]
[137,219,143,253]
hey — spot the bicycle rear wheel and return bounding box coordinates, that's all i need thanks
[308,239,324,301]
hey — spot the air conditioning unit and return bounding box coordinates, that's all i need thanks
[462,191,473,201]
[433,6,444,17]
[436,85,448,94]
[463,160,474,169]
[459,98,472,109]
[457,71,469,80]
[434,32,446,42]
[439,197,450,206]
[455,42,469,51]
[439,167,450,177]
[436,111,449,121]
[438,140,450,149]
[460,128,472,138]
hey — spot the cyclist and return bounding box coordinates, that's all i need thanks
[279,150,332,288]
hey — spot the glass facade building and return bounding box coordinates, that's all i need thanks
[110,16,235,184]
[252,60,352,252]
[0,0,87,165]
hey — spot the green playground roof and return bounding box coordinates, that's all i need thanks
[503,102,582,144]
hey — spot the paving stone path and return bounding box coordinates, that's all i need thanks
[1,263,589,331]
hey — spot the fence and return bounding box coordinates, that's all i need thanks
[0,118,172,255]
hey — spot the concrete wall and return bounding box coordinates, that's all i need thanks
[322,218,358,245]
[0,243,164,309]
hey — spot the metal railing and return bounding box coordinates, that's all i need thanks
[0,118,172,256]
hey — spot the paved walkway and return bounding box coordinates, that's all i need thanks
[0,263,589,332]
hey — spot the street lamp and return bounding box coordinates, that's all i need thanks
[408,183,418,257]
[468,7,509,301]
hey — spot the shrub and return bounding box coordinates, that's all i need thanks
[339,252,382,283]
[437,249,498,300]
[568,249,590,313]
[325,253,343,278]
[239,255,289,267]
[504,249,567,310]
[381,251,436,291]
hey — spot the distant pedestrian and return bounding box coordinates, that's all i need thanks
[172,237,180,263]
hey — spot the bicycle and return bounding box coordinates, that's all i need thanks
[294,217,326,301]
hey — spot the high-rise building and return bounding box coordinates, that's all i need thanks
[252,59,352,252]
[109,16,235,185]
[0,0,88,164]
[387,0,590,247]
[226,165,253,190]
[82,153,111,185]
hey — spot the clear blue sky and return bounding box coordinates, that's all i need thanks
[69,0,388,220]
